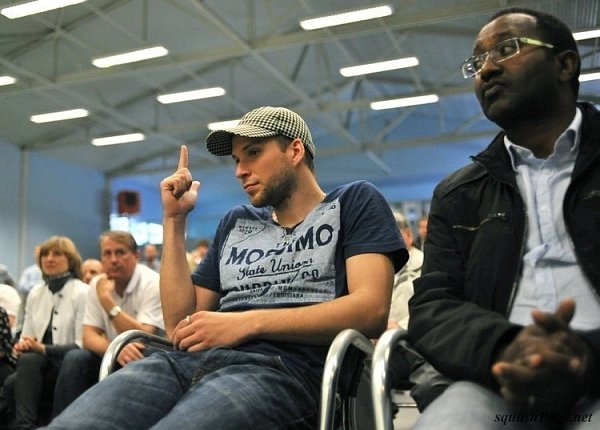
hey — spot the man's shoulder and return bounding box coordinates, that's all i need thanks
[223,204,270,219]
[0,283,20,301]
[325,180,385,204]
[433,157,491,201]
[67,278,89,293]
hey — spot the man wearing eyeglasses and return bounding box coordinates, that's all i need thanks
[407,7,600,429]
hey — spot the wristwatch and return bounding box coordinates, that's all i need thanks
[108,305,122,319]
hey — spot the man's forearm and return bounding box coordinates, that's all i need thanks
[160,215,197,335]
[83,333,110,356]
[246,291,389,345]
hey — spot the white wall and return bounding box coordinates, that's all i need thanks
[0,139,107,280]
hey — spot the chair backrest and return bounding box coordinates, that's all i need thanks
[98,329,173,381]
[371,328,414,430]
[319,328,374,430]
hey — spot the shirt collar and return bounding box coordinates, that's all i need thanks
[504,107,582,171]
[122,264,141,295]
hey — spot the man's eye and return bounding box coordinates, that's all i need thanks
[496,43,517,58]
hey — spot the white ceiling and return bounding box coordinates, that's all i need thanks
[1,0,599,224]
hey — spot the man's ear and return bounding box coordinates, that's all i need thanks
[289,138,305,166]
[555,50,579,84]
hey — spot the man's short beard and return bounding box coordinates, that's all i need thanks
[253,163,297,209]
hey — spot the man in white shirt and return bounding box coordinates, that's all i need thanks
[52,231,164,417]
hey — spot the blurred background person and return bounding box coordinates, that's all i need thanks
[16,246,43,337]
[3,236,88,429]
[0,283,21,337]
[0,284,20,422]
[17,246,42,298]
[141,244,161,272]
[81,259,103,284]
[190,238,210,265]
[0,265,15,289]
[413,215,428,250]
[0,306,17,388]
[389,211,424,330]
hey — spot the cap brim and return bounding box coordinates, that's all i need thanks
[206,125,278,156]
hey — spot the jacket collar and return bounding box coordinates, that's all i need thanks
[472,102,600,183]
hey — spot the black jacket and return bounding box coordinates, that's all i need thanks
[408,102,600,389]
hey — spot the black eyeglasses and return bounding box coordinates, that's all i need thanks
[461,37,555,78]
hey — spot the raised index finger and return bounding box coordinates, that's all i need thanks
[178,145,188,170]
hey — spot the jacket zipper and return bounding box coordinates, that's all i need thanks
[472,158,527,317]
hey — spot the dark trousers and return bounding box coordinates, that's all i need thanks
[3,352,59,430]
[51,349,102,418]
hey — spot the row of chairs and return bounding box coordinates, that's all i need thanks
[98,328,414,430]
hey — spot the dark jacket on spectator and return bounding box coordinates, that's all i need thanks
[408,102,600,391]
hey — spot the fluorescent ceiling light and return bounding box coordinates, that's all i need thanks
[0,0,86,19]
[300,5,393,30]
[370,94,439,110]
[157,87,226,104]
[573,29,600,41]
[91,133,145,146]
[0,75,17,86]
[340,57,419,77]
[30,108,89,123]
[207,119,240,131]
[92,46,168,68]
[580,72,600,82]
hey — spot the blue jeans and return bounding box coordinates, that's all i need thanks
[413,381,600,430]
[43,348,319,430]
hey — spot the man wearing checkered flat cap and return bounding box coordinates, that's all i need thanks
[45,106,408,430]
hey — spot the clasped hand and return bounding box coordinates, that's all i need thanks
[492,299,593,414]
[13,335,44,357]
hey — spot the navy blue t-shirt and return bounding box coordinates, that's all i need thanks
[191,180,407,386]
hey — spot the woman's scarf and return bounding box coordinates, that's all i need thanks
[45,272,72,294]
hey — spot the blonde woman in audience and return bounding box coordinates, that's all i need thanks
[3,236,88,429]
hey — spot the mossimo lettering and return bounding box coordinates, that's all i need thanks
[226,224,334,265]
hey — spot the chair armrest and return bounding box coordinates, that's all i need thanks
[318,328,374,430]
[98,329,173,382]
[372,328,409,430]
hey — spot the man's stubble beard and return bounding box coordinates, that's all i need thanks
[252,162,298,210]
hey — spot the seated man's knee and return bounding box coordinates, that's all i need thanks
[62,349,97,372]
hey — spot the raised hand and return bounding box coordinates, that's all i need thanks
[96,274,116,300]
[160,145,201,218]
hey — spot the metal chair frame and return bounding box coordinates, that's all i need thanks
[98,329,172,381]
[318,328,374,430]
[99,328,376,430]
[372,328,416,430]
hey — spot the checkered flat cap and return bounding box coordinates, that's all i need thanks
[206,106,315,158]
